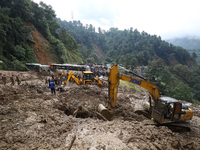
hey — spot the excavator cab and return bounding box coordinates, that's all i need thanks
[152,97,192,124]
[82,71,94,85]
[82,71,105,86]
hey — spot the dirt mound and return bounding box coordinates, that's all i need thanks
[0,70,200,149]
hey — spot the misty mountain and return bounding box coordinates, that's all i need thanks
[166,36,200,50]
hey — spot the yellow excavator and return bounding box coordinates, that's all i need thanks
[64,71,105,86]
[97,64,193,130]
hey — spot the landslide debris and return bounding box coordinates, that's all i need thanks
[0,70,200,150]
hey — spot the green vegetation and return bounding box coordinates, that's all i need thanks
[145,59,200,104]
[0,0,82,70]
[57,20,195,67]
[166,37,200,65]
[188,50,200,65]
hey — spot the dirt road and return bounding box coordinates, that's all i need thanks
[0,70,200,150]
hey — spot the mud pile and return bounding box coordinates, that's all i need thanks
[0,71,200,150]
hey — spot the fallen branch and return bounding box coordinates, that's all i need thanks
[68,135,76,150]
[73,106,82,117]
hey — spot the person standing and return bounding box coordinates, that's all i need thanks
[60,75,63,85]
[64,74,67,82]
[57,76,61,85]
[51,74,54,79]
[49,80,56,94]
[2,74,6,85]
[10,74,15,85]
[16,74,21,85]
[47,78,51,88]
[54,76,58,85]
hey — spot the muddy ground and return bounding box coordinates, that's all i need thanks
[0,70,200,150]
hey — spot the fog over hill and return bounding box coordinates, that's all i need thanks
[166,35,200,50]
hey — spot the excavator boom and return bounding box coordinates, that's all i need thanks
[108,65,160,108]
[64,71,81,85]
[94,77,105,86]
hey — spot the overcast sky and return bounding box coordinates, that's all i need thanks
[32,0,200,40]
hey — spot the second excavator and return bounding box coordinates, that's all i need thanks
[97,64,193,130]
[63,71,105,86]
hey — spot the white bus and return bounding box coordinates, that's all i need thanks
[25,63,50,74]
[49,63,90,77]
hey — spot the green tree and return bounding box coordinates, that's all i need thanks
[13,45,26,61]
[86,57,95,63]
[172,82,193,102]
[192,52,197,60]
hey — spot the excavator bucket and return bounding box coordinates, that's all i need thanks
[97,104,114,120]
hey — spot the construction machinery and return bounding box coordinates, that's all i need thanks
[64,71,105,86]
[97,64,193,130]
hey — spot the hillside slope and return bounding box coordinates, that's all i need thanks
[0,1,83,70]
[57,19,197,67]
[31,26,52,65]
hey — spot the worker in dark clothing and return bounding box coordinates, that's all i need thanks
[16,74,21,85]
[103,71,105,76]
[60,75,63,85]
[10,74,15,85]
[54,76,58,85]
[64,74,67,82]
[49,80,56,94]
[58,86,63,93]
[2,74,6,85]
[51,74,54,79]
[97,71,100,77]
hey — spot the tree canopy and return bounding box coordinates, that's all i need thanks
[0,0,82,70]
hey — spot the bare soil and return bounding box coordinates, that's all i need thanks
[0,70,200,150]
[31,27,51,65]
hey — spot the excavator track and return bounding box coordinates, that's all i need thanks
[142,120,191,132]
[135,110,191,132]
[161,122,191,132]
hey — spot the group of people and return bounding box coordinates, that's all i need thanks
[88,64,109,77]
[2,74,21,85]
[46,74,69,94]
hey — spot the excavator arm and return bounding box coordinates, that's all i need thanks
[55,69,61,75]
[108,64,160,108]
[64,71,81,85]
[94,77,105,86]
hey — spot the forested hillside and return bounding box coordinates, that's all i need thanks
[0,0,82,70]
[57,19,197,68]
